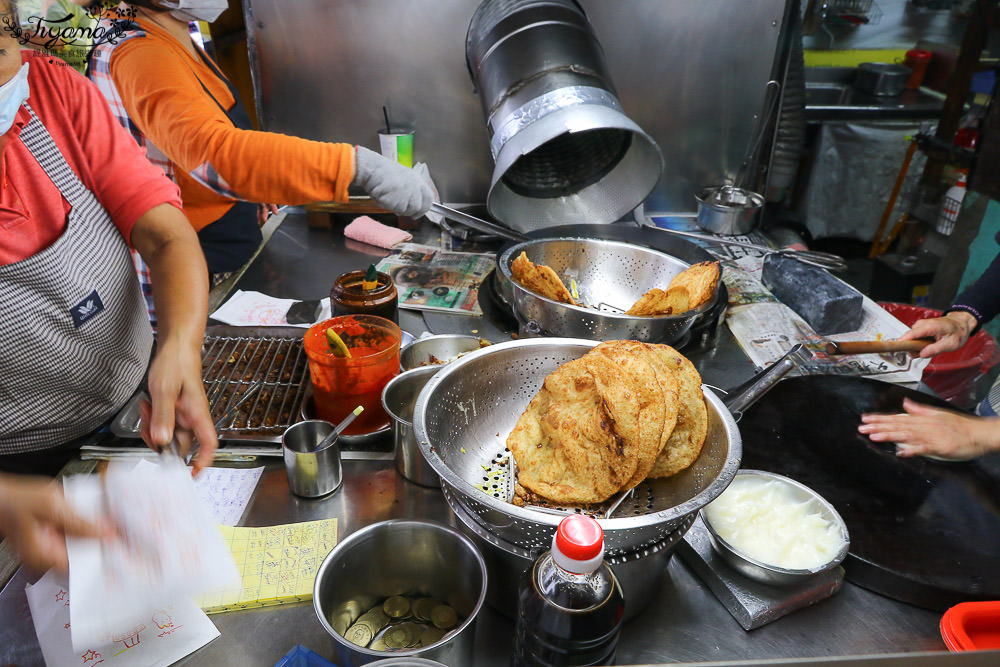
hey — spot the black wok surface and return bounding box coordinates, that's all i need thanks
[739,375,1000,611]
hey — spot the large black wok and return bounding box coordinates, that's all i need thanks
[737,374,1000,611]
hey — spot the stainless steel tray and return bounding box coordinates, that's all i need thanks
[111,325,401,460]
[112,325,310,445]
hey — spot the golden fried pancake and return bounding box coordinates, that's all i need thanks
[510,251,577,305]
[646,344,708,478]
[506,357,634,504]
[626,285,691,317]
[667,261,720,310]
[585,341,670,490]
[638,341,681,453]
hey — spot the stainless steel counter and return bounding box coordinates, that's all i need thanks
[3,212,998,667]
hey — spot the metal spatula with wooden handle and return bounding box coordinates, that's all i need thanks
[822,338,932,356]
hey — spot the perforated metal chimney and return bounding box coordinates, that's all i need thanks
[466,0,663,233]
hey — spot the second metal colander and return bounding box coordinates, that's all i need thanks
[497,237,717,344]
[412,338,741,554]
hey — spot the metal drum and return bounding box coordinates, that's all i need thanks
[412,338,741,555]
[444,484,695,622]
[466,0,662,232]
[496,237,717,343]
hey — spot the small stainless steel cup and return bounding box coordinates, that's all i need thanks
[381,366,440,487]
[282,419,343,497]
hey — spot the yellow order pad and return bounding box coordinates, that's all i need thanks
[197,518,338,614]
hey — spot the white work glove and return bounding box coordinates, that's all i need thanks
[352,146,435,218]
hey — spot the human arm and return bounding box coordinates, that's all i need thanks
[858,397,1000,459]
[109,38,354,206]
[0,473,111,574]
[130,203,217,471]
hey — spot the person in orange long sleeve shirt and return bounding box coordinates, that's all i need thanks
[81,0,432,297]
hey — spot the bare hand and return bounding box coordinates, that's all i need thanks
[0,474,112,575]
[858,397,1000,460]
[900,311,977,358]
[257,203,279,226]
[141,338,217,472]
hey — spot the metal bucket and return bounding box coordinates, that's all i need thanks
[466,0,662,232]
[313,520,487,666]
[382,366,442,488]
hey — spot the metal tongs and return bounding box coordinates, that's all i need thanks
[164,379,264,463]
[646,226,848,273]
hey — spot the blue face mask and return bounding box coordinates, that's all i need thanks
[0,62,29,136]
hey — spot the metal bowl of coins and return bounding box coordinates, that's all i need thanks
[313,519,487,666]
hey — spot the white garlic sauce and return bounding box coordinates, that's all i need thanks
[704,476,844,570]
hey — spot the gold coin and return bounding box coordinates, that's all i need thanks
[344,623,373,647]
[420,625,447,646]
[369,635,388,652]
[382,595,411,619]
[384,624,418,649]
[412,597,439,621]
[431,604,458,630]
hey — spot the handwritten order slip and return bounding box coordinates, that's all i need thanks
[26,570,220,667]
[197,518,338,613]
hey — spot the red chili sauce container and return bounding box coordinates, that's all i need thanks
[303,315,401,435]
[903,49,932,90]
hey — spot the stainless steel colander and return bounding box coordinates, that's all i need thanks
[496,238,717,344]
[411,338,741,554]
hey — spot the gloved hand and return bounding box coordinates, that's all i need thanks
[352,146,435,218]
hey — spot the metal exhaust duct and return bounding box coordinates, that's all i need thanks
[466,0,663,233]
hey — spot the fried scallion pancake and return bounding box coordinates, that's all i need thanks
[626,285,691,317]
[586,341,678,489]
[646,344,708,478]
[667,261,720,310]
[510,251,577,305]
[506,357,635,505]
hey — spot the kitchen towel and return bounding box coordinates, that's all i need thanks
[344,215,413,249]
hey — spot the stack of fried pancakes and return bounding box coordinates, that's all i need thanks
[506,340,708,506]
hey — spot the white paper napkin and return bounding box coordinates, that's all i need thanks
[210,290,331,328]
[26,569,220,667]
[63,459,240,649]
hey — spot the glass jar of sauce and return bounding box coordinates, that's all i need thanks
[330,270,398,323]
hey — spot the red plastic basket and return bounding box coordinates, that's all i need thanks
[879,302,1000,406]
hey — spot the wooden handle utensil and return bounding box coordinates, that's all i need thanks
[824,339,932,355]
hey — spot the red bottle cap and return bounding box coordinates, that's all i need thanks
[905,49,932,62]
[556,515,604,561]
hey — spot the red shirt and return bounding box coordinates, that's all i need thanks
[0,50,182,265]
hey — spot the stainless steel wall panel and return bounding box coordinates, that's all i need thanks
[244,0,790,214]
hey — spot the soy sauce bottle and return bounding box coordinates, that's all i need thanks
[512,515,625,666]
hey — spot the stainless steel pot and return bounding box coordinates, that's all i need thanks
[854,62,911,96]
[695,186,765,235]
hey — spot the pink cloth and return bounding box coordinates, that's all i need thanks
[343,216,413,249]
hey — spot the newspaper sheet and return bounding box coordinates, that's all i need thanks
[375,243,495,316]
[647,217,929,385]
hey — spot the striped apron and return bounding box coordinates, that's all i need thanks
[0,105,152,455]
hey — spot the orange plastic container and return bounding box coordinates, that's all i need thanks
[879,302,1000,406]
[303,315,401,435]
[941,601,1000,651]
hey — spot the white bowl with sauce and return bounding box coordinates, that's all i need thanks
[701,469,850,586]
